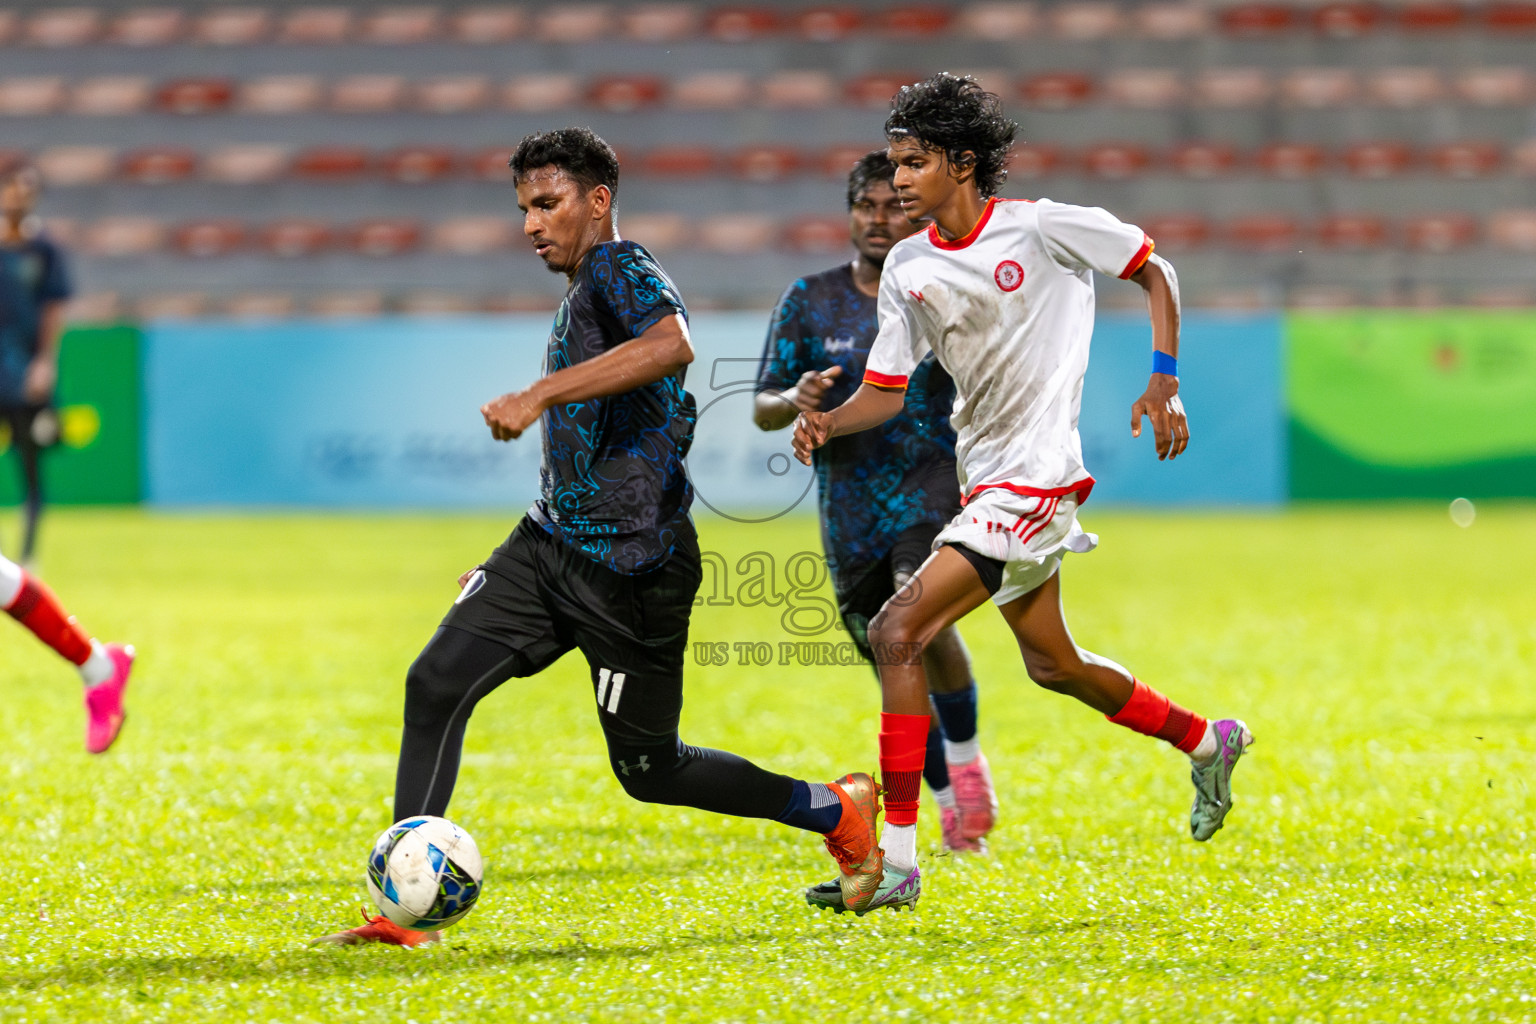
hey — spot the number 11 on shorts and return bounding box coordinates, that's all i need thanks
[596,667,626,713]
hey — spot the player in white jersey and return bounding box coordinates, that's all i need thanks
[794,74,1253,915]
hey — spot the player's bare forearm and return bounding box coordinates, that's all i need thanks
[1128,254,1189,461]
[1130,253,1180,361]
[791,383,905,464]
[23,300,67,403]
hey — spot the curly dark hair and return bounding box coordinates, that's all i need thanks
[509,127,620,200]
[845,150,897,208]
[884,73,1017,198]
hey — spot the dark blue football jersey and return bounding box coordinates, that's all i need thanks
[756,262,960,589]
[529,240,696,575]
[0,233,71,408]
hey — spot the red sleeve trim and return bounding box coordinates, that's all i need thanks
[863,370,909,391]
[1118,235,1154,280]
[961,477,1096,507]
[926,197,999,251]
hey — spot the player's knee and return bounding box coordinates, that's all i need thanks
[608,742,685,803]
[1023,651,1080,693]
[402,649,482,727]
[867,608,927,664]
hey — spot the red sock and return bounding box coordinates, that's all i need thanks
[1106,678,1208,754]
[879,712,931,826]
[5,574,93,667]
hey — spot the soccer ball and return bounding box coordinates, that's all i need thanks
[366,816,484,930]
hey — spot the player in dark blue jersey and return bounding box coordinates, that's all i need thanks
[754,152,996,862]
[317,129,886,947]
[0,160,70,564]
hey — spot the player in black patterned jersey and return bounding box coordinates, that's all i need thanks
[755,152,997,860]
[317,128,886,947]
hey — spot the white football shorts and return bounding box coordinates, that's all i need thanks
[934,488,1099,606]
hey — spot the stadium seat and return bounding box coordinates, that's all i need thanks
[1404,213,1477,251]
[1168,142,1239,178]
[1049,2,1125,40]
[637,146,719,177]
[1256,142,1327,177]
[120,148,198,185]
[1368,68,1445,108]
[535,5,614,43]
[1311,2,1383,37]
[619,213,690,251]
[1287,285,1360,309]
[204,145,290,184]
[260,219,334,257]
[1139,214,1212,250]
[699,214,777,254]
[848,73,922,108]
[331,75,407,113]
[1396,2,1465,32]
[468,146,516,182]
[822,143,879,177]
[24,7,102,47]
[760,70,838,108]
[279,7,354,44]
[430,217,515,255]
[783,216,849,253]
[448,6,524,43]
[671,72,753,110]
[382,147,459,184]
[69,76,152,116]
[502,74,582,112]
[349,219,422,258]
[706,7,783,41]
[1455,67,1532,106]
[1219,4,1297,35]
[398,291,477,314]
[1429,142,1503,178]
[1134,2,1210,39]
[224,293,297,318]
[588,77,665,114]
[1467,285,1536,307]
[1317,213,1390,249]
[292,147,372,182]
[0,11,15,44]
[1482,3,1536,32]
[172,220,247,257]
[107,7,185,46]
[1280,68,1359,108]
[793,7,863,41]
[1511,139,1536,175]
[1198,287,1270,310]
[84,216,167,257]
[310,291,387,316]
[191,7,271,45]
[1007,143,1069,178]
[155,78,235,115]
[1488,209,1536,251]
[731,146,804,182]
[1103,69,1185,109]
[1344,141,1414,177]
[69,292,123,322]
[240,75,324,114]
[1226,214,1301,251]
[1019,72,1095,110]
[35,146,116,187]
[875,5,955,36]
[622,4,703,42]
[136,292,208,319]
[483,294,561,313]
[0,78,67,116]
[1083,143,1152,179]
[416,76,491,114]
[358,7,440,45]
[953,3,1039,39]
[1193,68,1272,107]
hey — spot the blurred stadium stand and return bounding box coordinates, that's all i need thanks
[3,0,1536,315]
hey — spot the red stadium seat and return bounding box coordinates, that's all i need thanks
[292,147,372,182]
[155,79,234,115]
[192,7,271,45]
[1488,209,1536,251]
[954,3,1039,39]
[240,75,324,115]
[172,220,247,258]
[24,8,102,47]
[358,7,440,44]
[794,7,862,41]
[1008,144,1070,178]
[638,146,720,177]
[848,73,922,108]
[1280,68,1359,108]
[224,293,297,319]
[502,74,581,111]
[1168,142,1239,178]
[587,77,664,114]
[731,146,804,182]
[1019,72,1096,110]
[1368,67,1445,108]
[381,147,459,184]
[699,214,777,254]
[331,75,407,113]
[69,292,124,322]
[1456,67,1532,106]
[482,294,561,314]
[399,291,477,315]
[449,6,524,43]
[1194,68,1272,107]
[1219,4,1296,35]
[35,146,116,187]
[204,145,290,184]
[1404,213,1477,251]
[1082,143,1152,179]
[672,72,753,110]
[1317,214,1390,249]
[622,4,702,42]
[0,77,66,116]
[783,216,849,254]
[1429,142,1503,178]
[1050,2,1125,40]
[108,8,185,46]
[416,76,491,114]
[1134,2,1210,39]
[875,5,954,36]
[468,146,516,182]
[1226,214,1301,251]
[1511,139,1536,175]
[1397,2,1466,31]
[535,5,614,43]
[120,148,198,184]
[1104,69,1186,109]
[1311,2,1383,37]
[69,76,152,116]
[620,213,690,251]
[84,216,167,257]
[1482,3,1536,32]
[821,144,879,177]
[1343,141,1414,177]
[706,7,782,41]
[760,71,838,108]
[431,217,515,255]
[260,220,333,258]
[136,293,208,319]
[1288,286,1360,309]
[1140,214,1212,250]
[0,11,16,44]
[310,291,387,317]
[1256,143,1327,178]
[349,220,423,258]
[279,7,354,44]
[1467,285,1536,307]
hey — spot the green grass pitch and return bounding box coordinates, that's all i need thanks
[1,506,1532,1023]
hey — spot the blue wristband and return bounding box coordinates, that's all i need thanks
[1152,351,1177,376]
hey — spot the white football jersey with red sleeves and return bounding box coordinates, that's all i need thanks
[863,197,1153,505]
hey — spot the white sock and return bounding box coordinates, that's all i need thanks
[1189,722,1218,763]
[78,640,112,687]
[944,737,981,766]
[879,823,917,872]
[931,784,957,810]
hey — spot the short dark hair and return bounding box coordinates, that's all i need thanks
[509,127,620,199]
[884,73,1017,199]
[846,150,897,208]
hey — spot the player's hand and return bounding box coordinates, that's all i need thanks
[481,390,543,441]
[458,567,478,588]
[792,410,834,465]
[1131,374,1189,461]
[23,359,56,404]
[792,365,842,412]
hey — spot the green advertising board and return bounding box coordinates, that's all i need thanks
[0,324,141,506]
[1288,311,1536,499]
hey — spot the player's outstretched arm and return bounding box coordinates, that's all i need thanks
[1128,253,1189,461]
[480,314,693,441]
[792,382,905,464]
[754,366,842,431]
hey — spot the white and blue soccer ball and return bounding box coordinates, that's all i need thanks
[366,816,484,930]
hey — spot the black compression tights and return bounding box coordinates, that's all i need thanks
[393,626,794,823]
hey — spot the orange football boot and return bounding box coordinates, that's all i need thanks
[309,908,441,948]
[819,772,884,912]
